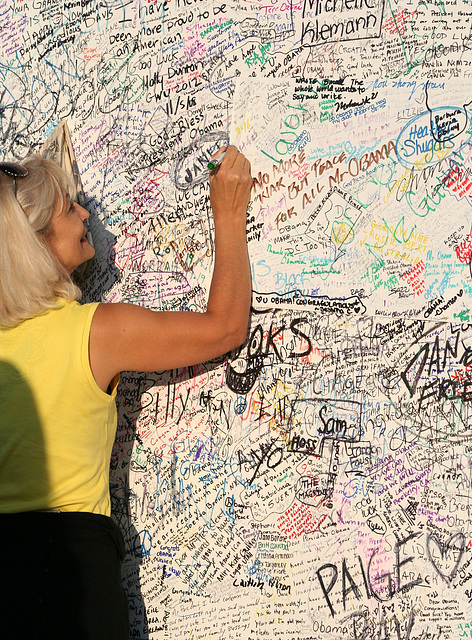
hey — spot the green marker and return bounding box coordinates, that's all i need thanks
[207,151,226,171]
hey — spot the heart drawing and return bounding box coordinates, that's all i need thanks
[426,532,466,584]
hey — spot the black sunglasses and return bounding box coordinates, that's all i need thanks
[0,161,29,196]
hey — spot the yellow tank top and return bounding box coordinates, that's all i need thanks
[0,299,118,515]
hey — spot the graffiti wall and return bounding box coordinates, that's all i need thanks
[2,0,472,638]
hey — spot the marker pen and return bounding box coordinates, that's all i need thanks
[207,151,226,171]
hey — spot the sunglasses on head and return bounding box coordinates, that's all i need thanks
[0,161,29,196]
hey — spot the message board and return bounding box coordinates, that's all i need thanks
[2,0,472,638]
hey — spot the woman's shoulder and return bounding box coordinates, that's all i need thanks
[56,297,100,315]
[20,298,101,335]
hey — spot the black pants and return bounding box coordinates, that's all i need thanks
[0,511,129,640]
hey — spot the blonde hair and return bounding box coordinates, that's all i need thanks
[0,155,82,328]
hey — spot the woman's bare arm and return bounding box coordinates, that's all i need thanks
[89,146,252,392]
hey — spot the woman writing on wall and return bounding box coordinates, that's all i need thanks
[0,146,252,640]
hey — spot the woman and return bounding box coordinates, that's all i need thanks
[0,146,252,639]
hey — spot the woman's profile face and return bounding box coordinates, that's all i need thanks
[45,190,95,273]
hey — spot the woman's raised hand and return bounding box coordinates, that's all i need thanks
[209,145,252,226]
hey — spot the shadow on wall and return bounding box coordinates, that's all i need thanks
[80,194,121,302]
[110,354,235,639]
[83,198,150,635]
[110,374,152,640]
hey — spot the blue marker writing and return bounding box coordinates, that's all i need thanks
[207,151,226,171]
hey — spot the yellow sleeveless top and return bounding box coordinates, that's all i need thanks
[0,299,118,515]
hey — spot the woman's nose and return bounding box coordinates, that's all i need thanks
[77,204,90,221]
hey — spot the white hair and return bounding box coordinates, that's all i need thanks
[0,154,82,328]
